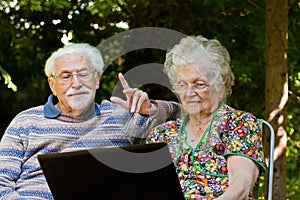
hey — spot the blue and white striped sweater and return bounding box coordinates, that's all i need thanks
[0,95,176,199]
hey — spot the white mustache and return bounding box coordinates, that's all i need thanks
[66,86,91,96]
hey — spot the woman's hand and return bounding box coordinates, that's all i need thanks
[110,73,157,116]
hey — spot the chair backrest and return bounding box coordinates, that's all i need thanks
[259,119,275,200]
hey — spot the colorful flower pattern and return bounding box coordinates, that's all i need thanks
[147,104,266,199]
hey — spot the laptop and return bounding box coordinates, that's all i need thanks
[38,143,185,200]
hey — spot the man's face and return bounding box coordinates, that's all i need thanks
[48,53,100,116]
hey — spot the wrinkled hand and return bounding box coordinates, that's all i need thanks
[110,73,157,115]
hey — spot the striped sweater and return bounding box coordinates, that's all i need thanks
[0,95,179,199]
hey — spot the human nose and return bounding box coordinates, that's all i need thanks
[70,72,82,87]
[185,84,196,96]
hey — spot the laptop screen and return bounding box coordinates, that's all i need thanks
[38,143,185,200]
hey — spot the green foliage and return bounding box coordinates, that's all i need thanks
[0,0,299,199]
[18,0,71,11]
[0,0,124,132]
[286,0,300,199]
[0,65,17,92]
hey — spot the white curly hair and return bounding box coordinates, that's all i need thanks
[164,35,235,97]
[44,43,104,77]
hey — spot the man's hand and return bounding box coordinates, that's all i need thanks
[110,73,157,115]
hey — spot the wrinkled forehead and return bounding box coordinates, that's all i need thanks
[176,63,211,81]
[55,53,92,72]
[176,48,216,78]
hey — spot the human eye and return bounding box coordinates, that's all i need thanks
[60,73,71,80]
[173,82,187,92]
[78,70,92,80]
[176,81,187,86]
[78,70,89,77]
[194,81,207,89]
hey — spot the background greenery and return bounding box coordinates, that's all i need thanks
[0,0,299,199]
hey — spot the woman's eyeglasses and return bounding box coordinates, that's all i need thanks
[172,82,209,93]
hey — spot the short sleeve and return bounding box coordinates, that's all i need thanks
[221,112,266,175]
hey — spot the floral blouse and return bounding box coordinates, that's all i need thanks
[146,104,266,199]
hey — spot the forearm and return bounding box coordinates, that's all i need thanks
[149,100,181,121]
[0,127,24,199]
[218,155,259,200]
[216,176,252,200]
[0,187,22,199]
[0,155,22,199]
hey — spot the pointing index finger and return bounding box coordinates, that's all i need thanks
[118,73,130,90]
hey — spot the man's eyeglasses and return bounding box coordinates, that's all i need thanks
[172,82,209,93]
[52,70,96,84]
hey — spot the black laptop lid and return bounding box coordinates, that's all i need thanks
[38,143,185,200]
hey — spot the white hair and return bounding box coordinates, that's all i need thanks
[44,43,104,77]
[164,35,235,97]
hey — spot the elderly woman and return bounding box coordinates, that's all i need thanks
[147,36,266,199]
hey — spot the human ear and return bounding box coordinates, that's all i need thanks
[48,77,57,96]
[95,72,100,89]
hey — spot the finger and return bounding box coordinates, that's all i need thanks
[123,88,138,109]
[130,91,139,112]
[118,73,130,90]
[110,96,130,109]
[131,90,143,112]
[123,87,138,96]
[136,92,149,112]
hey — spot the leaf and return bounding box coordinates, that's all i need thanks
[0,65,17,92]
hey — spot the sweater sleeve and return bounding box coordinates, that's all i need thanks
[0,116,25,199]
[149,100,182,122]
[109,100,181,144]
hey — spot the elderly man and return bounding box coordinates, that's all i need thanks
[0,43,179,199]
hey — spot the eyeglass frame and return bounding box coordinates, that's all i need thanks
[51,69,97,84]
[172,82,210,93]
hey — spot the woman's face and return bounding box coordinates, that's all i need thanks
[175,64,224,117]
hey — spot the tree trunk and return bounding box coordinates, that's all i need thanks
[265,0,288,199]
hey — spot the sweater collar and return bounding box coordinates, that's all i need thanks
[43,94,100,119]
